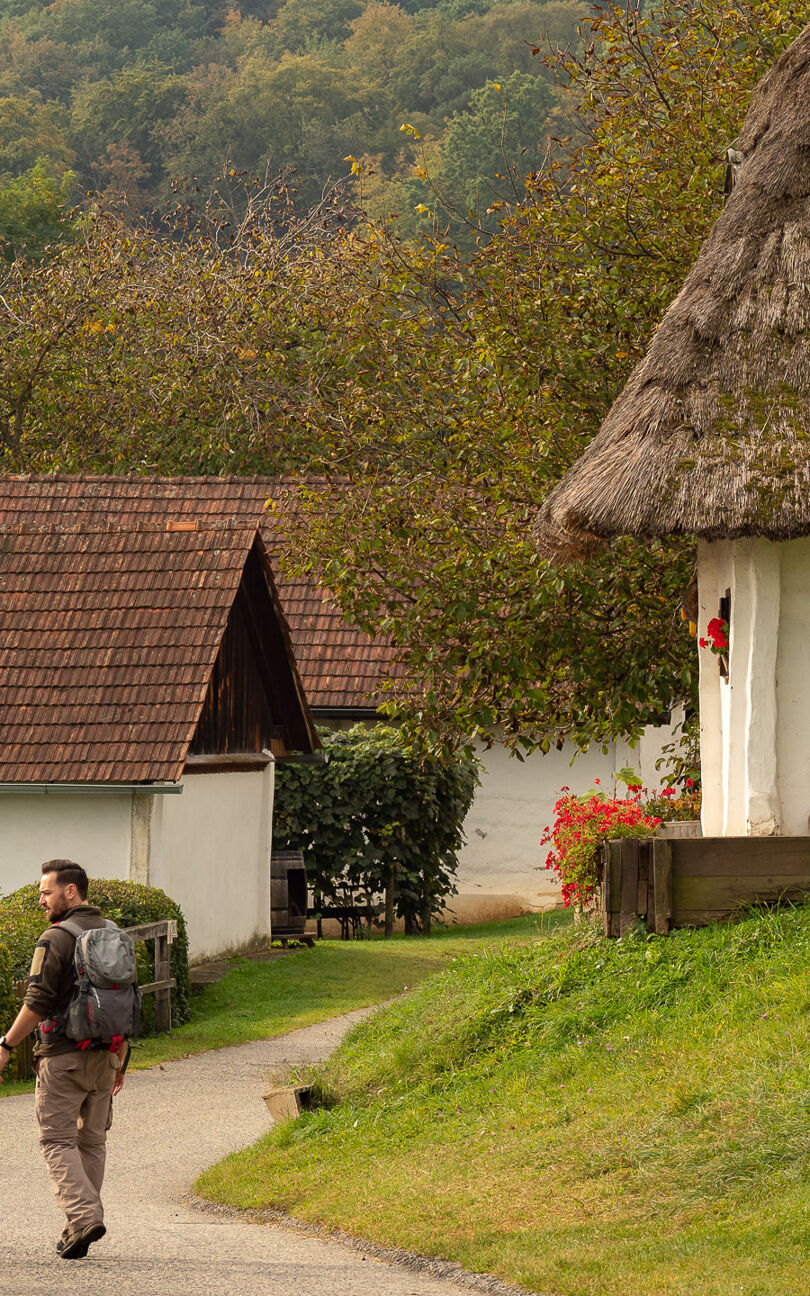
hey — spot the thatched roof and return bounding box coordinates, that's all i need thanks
[534,25,810,558]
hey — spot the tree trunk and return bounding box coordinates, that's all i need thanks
[384,865,396,939]
[420,873,432,936]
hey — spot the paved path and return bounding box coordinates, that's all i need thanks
[0,1009,476,1296]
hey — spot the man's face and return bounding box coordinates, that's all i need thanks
[38,873,73,921]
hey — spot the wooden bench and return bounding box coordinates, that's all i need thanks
[271,931,316,949]
[309,903,385,940]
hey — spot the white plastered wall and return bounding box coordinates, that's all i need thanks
[0,794,132,897]
[0,768,275,961]
[450,717,682,922]
[698,535,810,838]
[156,765,275,960]
[775,539,810,833]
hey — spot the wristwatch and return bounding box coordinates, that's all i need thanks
[0,1036,14,1054]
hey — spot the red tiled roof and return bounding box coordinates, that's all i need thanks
[0,476,401,713]
[0,474,273,526]
[263,480,404,711]
[0,521,259,782]
[273,574,404,712]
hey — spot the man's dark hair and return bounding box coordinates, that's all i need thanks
[41,859,89,900]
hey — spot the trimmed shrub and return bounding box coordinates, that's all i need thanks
[273,724,479,933]
[0,879,190,1031]
[0,942,13,1036]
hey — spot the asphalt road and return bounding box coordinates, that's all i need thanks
[0,1008,476,1296]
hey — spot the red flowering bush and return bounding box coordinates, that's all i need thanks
[699,617,729,653]
[542,785,661,909]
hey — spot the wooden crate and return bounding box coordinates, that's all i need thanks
[601,836,810,936]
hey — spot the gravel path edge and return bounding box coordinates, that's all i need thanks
[188,1196,548,1296]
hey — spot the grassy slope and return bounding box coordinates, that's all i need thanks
[197,906,810,1296]
[131,917,557,1066]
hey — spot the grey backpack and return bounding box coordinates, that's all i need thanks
[60,919,141,1043]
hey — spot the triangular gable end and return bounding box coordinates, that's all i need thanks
[188,535,317,761]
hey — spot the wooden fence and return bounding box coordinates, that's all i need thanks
[10,918,177,1081]
[601,836,810,937]
[126,918,177,1034]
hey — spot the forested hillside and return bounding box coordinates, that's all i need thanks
[0,0,584,248]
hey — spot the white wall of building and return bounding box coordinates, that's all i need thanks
[775,540,810,834]
[698,535,810,838]
[157,765,275,960]
[0,793,132,897]
[0,767,275,961]
[451,717,682,922]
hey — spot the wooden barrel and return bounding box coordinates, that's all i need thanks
[271,851,308,935]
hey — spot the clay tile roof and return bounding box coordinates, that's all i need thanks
[263,481,405,712]
[269,571,405,711]
[1,476,402,714]
[0,520,258,783]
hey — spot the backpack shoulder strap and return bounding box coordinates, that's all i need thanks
[59,918,119,937]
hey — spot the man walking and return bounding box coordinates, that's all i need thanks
[0,860,128,1259]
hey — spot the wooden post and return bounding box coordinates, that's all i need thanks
[619,838,640,936]
[652,839,673,935]
[637,840,651,923]
[11,981,35,1081]
[603,840,623,937]
[126,919,177,1035]
[314,890,324,941]
[152,927,172,1034]
[420,873,433,936]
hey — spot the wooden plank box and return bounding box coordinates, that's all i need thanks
[601,836,810,937]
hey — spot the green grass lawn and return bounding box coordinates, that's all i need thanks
[196,904,810,1296]
[131,914,561,1067]
[0,913,562,1093]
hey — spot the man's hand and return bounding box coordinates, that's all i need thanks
[112,1039,128,1096]
[0,1005,43,1084]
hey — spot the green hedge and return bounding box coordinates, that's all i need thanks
[0,942,12,1036]
[0,879,190,1032]
[274,724,478,933]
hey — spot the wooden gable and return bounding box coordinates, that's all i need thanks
[189,538,315,759]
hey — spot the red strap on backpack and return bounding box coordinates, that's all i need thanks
[110,1035,123,1054]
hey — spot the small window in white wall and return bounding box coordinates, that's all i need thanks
[700,589,730,682]
[718,590,730,682]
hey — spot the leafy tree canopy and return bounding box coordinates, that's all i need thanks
[0,0,580,228]
[1,2,805,756]
[269,1,807,751]
[0,160,76,261]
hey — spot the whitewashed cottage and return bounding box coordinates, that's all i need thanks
[0,477,317,958]
[536,26,810,842]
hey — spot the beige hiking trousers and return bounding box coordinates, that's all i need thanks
[35,1051,120,1232]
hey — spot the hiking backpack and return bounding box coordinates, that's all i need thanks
[59,919,142,1044]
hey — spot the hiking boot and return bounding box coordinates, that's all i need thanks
[59,1221,106,1260]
